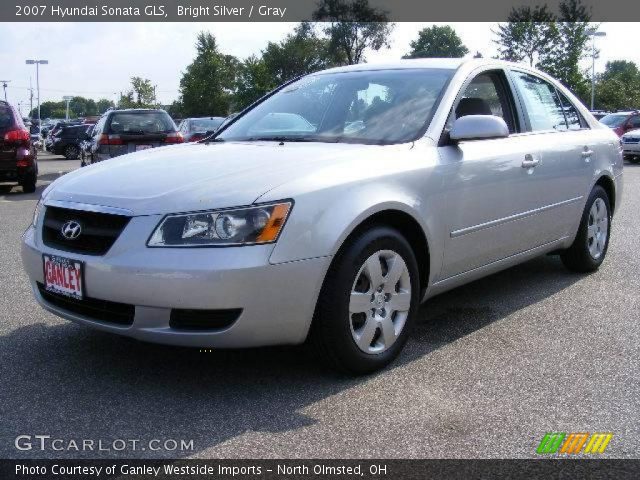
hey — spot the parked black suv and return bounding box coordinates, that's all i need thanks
[0,101,37,193]
[51,124,93,159]
[86,109,182,164]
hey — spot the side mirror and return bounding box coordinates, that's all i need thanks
[449,115,509,142]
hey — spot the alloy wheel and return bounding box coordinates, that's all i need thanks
[349,250,412,354]
[587,197,608,260]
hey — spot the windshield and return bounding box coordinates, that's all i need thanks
[218,68,453,145]
[600,114,627,127]
[108,112,175,134]
[190,117,224,132]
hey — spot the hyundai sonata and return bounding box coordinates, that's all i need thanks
[22,59,623,373]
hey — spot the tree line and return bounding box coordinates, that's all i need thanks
[31,0,640,120]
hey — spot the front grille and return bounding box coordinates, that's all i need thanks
[42,206,130,256]
[37,283,135,326]
[170,308,241,331]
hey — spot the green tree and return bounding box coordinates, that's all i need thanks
[166,100,184,119]
[494,5,557,66]
[131,77,156,106]
[29,101,66,119]
[234,55,274,110]
[538,0,591,101]
[595,61,640,111]
[68,96,98,117]
[313,0,394,65]
[96,98,114,114]
[178,32,239,116]
[118,77,156,108]
[263,22,343,84]
[404,25,469,59]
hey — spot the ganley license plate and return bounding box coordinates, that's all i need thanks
[136,144,152,151]
[43,254,84,300]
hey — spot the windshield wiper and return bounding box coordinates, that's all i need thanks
[204,137,225,144]
[244,136,319,143]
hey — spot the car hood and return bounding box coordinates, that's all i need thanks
[46,141,381,215]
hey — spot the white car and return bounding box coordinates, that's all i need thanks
[621,128,640,163]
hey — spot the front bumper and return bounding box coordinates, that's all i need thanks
[21,215,330,348]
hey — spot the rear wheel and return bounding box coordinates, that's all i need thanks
[20,175,37,194]
[310,226,420,374]
[561,185,611,272]
[64,145,79,160]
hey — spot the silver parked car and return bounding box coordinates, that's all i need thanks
[22,59,623,373]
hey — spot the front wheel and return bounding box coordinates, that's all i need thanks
[310,226,420,374]
[561,185,611,272]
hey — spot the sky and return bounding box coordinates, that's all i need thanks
[0,21,638,115]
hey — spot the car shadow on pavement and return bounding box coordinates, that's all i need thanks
[0,173,68,201]
[0,255,582,459]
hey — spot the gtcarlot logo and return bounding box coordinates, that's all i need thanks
[14,435,194,452]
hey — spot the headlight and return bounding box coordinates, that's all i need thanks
[147,201,292,247]
[32,200,43,227]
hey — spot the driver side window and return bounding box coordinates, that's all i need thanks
[452,71,518,133]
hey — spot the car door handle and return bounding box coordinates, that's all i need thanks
[522,155,540,168]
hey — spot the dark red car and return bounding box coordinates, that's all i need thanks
[599,110,640,137]
[0,100,37,193]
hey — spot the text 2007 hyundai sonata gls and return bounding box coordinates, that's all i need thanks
[22,59,623,373]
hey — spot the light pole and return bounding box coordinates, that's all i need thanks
[63,95,73,120]
[25,59,48,131]
[0,80,10,101]
[588,30,606,111]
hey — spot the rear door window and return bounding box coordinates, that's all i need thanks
[557,91,585,130]
[511,72,567,132]
[107,112,175,135]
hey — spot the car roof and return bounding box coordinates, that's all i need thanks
[315,58,541,75]
[108,109,167,114]
[319,58,466,74]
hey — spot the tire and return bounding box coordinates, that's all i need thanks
[629,157,640,164]
[21,176,37,194]
[561,185,611,273]
[309,226,421,374]
[64,145,79,160]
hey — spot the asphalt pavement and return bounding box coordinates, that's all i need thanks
[0,153,638,459]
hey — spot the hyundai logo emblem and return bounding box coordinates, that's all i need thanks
[61,220,82,240]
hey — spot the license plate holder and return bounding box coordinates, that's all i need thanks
[42,254,84,300]
[136,144,153,151]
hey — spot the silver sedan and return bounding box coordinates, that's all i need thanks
[22,59,623,373]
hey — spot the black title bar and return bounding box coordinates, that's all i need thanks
[3,0,640,22]
[2,459,640,480]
